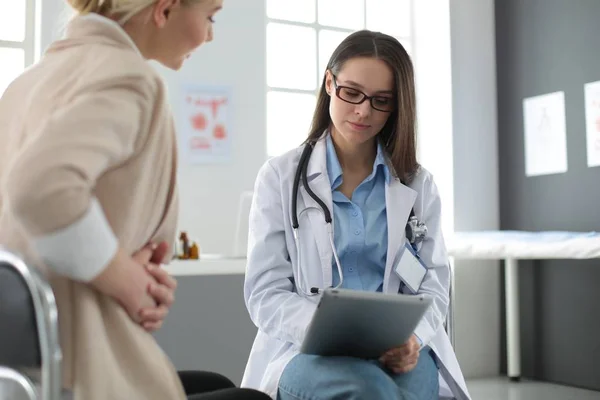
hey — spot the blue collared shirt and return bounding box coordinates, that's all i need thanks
[326,134,390,292]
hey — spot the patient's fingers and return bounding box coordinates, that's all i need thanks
[143,320,164,332]
[150,241,171,265]
[148,281,175,307]
[146,263,178,290]
[139,304,169,322]
[132,242,156,265]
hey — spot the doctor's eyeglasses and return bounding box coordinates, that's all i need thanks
[331,74,395,112]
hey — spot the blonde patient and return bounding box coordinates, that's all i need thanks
[0,1,268,399]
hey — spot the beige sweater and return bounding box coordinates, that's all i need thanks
[0,14,186,400]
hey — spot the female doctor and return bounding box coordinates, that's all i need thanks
[241,30,470,400]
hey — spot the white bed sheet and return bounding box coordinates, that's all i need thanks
[447,231,600,260]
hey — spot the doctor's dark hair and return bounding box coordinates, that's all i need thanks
[305,30,419,184]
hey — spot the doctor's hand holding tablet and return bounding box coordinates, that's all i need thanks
[380,335,422,374]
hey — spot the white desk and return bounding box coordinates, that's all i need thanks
[164,254,246,277]
[164,232,600,381]
[447,231,600,381]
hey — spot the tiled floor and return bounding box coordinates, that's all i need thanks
[467,377,600,400]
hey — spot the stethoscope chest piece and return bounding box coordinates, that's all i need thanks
[405,213,427,246]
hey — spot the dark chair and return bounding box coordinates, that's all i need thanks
[0,248,69,399]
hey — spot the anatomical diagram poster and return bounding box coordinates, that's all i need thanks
[522,91,568,177]
[180,84,232,164]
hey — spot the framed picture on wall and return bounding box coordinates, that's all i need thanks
[522,91,568,177]
[584,80,600,168]
[180,84,233,164]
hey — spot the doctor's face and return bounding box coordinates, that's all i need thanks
[325,57,395,147]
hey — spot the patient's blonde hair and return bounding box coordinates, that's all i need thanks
[66,0,204,23]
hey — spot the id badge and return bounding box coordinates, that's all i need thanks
[394,243,427,293]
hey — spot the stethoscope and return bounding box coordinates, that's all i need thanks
[291,140,428,297]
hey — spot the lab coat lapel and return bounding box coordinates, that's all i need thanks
[383,177,417,293]
[298,138,333,288]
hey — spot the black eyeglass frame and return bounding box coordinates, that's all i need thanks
[331,74,396,112]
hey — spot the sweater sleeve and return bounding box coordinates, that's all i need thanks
[3,76,156,281]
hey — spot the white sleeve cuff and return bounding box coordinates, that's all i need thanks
[414,318,435,348]
[32,198,118,282]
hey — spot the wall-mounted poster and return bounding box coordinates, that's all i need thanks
[584,80,600,168]
[180,84,232,164]
[522,91,568,177]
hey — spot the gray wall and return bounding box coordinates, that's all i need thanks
[154,275,256,385]
[449,0,501,378]
[496,0,600,391]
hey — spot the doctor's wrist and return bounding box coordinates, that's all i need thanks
[414,334,423,348]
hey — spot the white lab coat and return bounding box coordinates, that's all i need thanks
[241,135,470,400]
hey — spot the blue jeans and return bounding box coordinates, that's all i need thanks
[277,348,439,400]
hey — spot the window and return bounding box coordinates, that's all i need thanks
[0,0,37,96]
[266,0,414,157]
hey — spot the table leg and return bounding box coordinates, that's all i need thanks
[505,258,521,381]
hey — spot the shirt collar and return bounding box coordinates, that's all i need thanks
[325,133,391,190]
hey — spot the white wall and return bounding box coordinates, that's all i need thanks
[449,0,501,378]
[38,0,69,53]
[413,0,454,236]
[153,0,267,255]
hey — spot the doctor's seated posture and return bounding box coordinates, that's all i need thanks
[242,31,470,400]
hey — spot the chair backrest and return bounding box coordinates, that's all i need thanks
[0,257,41,368]
[0,249,63,400]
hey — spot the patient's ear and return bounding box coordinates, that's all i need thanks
[152,0,180,28]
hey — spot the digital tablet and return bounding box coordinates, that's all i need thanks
[300,288,432,359]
